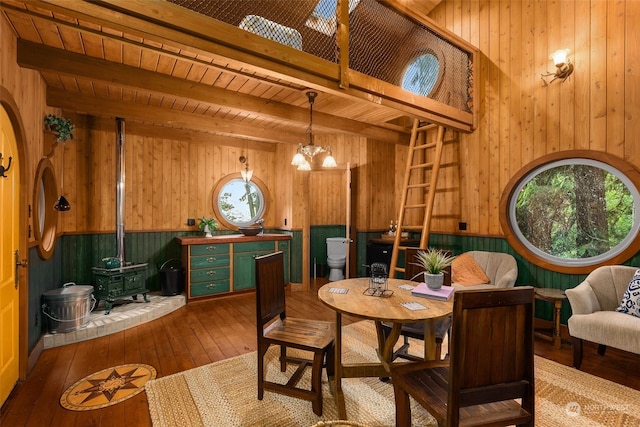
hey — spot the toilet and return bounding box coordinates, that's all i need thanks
[326,237,347,282]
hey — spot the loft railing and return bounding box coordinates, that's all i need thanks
[167,0,478,132]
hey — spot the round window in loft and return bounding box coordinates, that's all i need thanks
[500,151,640,274]
[212,174,269,229]
[402,53,441,97]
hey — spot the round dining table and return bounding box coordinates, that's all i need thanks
[317,277,453,419]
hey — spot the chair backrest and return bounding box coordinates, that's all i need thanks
[405,248,452,286]
[447,287,535,420]
[255,252,286,334]
[466,251,518,288]
[582,265,638,311]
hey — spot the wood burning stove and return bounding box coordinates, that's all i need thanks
[92,263,148,314]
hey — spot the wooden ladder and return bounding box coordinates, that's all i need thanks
[389,119,446,279]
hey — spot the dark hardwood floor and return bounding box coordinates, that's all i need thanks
[2,280,639,426]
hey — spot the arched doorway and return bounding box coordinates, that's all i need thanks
[0,103,21,405]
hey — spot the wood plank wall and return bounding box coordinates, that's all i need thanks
[424,0,640,237]
[56,116,385,234]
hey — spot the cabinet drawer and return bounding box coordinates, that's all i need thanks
[190,280,230,297]
[191,267,230,283]
[191,243,229,256]
[278,240,289,251]
[234,241,275,253]
[190,254,230,269]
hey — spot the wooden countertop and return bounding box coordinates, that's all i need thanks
[368,237,420,246]
[175,233,291,245]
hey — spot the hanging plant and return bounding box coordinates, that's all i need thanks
[44,114,74,142]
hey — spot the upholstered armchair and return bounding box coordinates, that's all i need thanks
[566,265,640,368]
[451,251,518,290]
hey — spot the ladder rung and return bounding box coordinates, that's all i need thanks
[413,141,438,151]
[407,183,430,189]
[417,123,438,132]
[410,162,434,170]
[404,204,427,210]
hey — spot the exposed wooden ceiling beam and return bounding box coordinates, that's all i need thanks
[48,88,305,145]
[17,40,409,144]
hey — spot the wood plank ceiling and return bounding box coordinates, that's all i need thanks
[1,0,443,146]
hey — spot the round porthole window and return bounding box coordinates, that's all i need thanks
[33,158,58,259]
[500,151,640,274]
[212,174,269,229]
[402,53,441,97]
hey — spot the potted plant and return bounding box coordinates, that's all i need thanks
[198,217,218,237]
[44,114,74,142]
[412,248,456,290]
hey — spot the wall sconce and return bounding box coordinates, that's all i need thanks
[291,91,337,170]
[541,49,574,86]
[239,154,253,183]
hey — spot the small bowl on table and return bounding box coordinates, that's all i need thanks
[238,226,262,236]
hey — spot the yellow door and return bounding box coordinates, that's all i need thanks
[0,105,20,405]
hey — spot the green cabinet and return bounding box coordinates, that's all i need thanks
[179,235,291,301]
[278,240,290,284]
[233,241,275,290]
[187,243,230,299]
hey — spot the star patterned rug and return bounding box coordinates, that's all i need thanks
[60,363,156,411]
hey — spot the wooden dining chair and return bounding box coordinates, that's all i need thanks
[391,286,535,427]
[255,251,335,416]
[381,248,451,361]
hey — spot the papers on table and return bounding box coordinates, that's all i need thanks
[328,287,349,294]
[401,301,428,311]
[397,283,416,291]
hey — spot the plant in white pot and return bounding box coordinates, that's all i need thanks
[198,217,218,237]
[412,248,456,290]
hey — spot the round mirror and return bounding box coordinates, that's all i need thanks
[212,174,269,229]
[33,158,58,259]
[500,151,640,274]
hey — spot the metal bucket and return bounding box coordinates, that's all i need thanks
[42,282,95,334]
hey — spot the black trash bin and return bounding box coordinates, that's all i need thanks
[158,258,184,296]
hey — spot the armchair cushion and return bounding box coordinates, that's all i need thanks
[616,269,640,318]
[451,252,490,286]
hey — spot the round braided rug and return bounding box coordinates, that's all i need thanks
[60,363,156,411]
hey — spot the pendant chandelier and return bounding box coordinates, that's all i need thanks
[291,91,337,171]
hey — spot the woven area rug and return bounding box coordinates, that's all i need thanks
[145,321,640,426]
[61,363,156,411]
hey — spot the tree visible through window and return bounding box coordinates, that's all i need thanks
[217,178,264,226]
[516,164,633,259]
[402,53,440,96]
[503,153,640,272]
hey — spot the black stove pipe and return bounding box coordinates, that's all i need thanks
[116,117,126,264]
